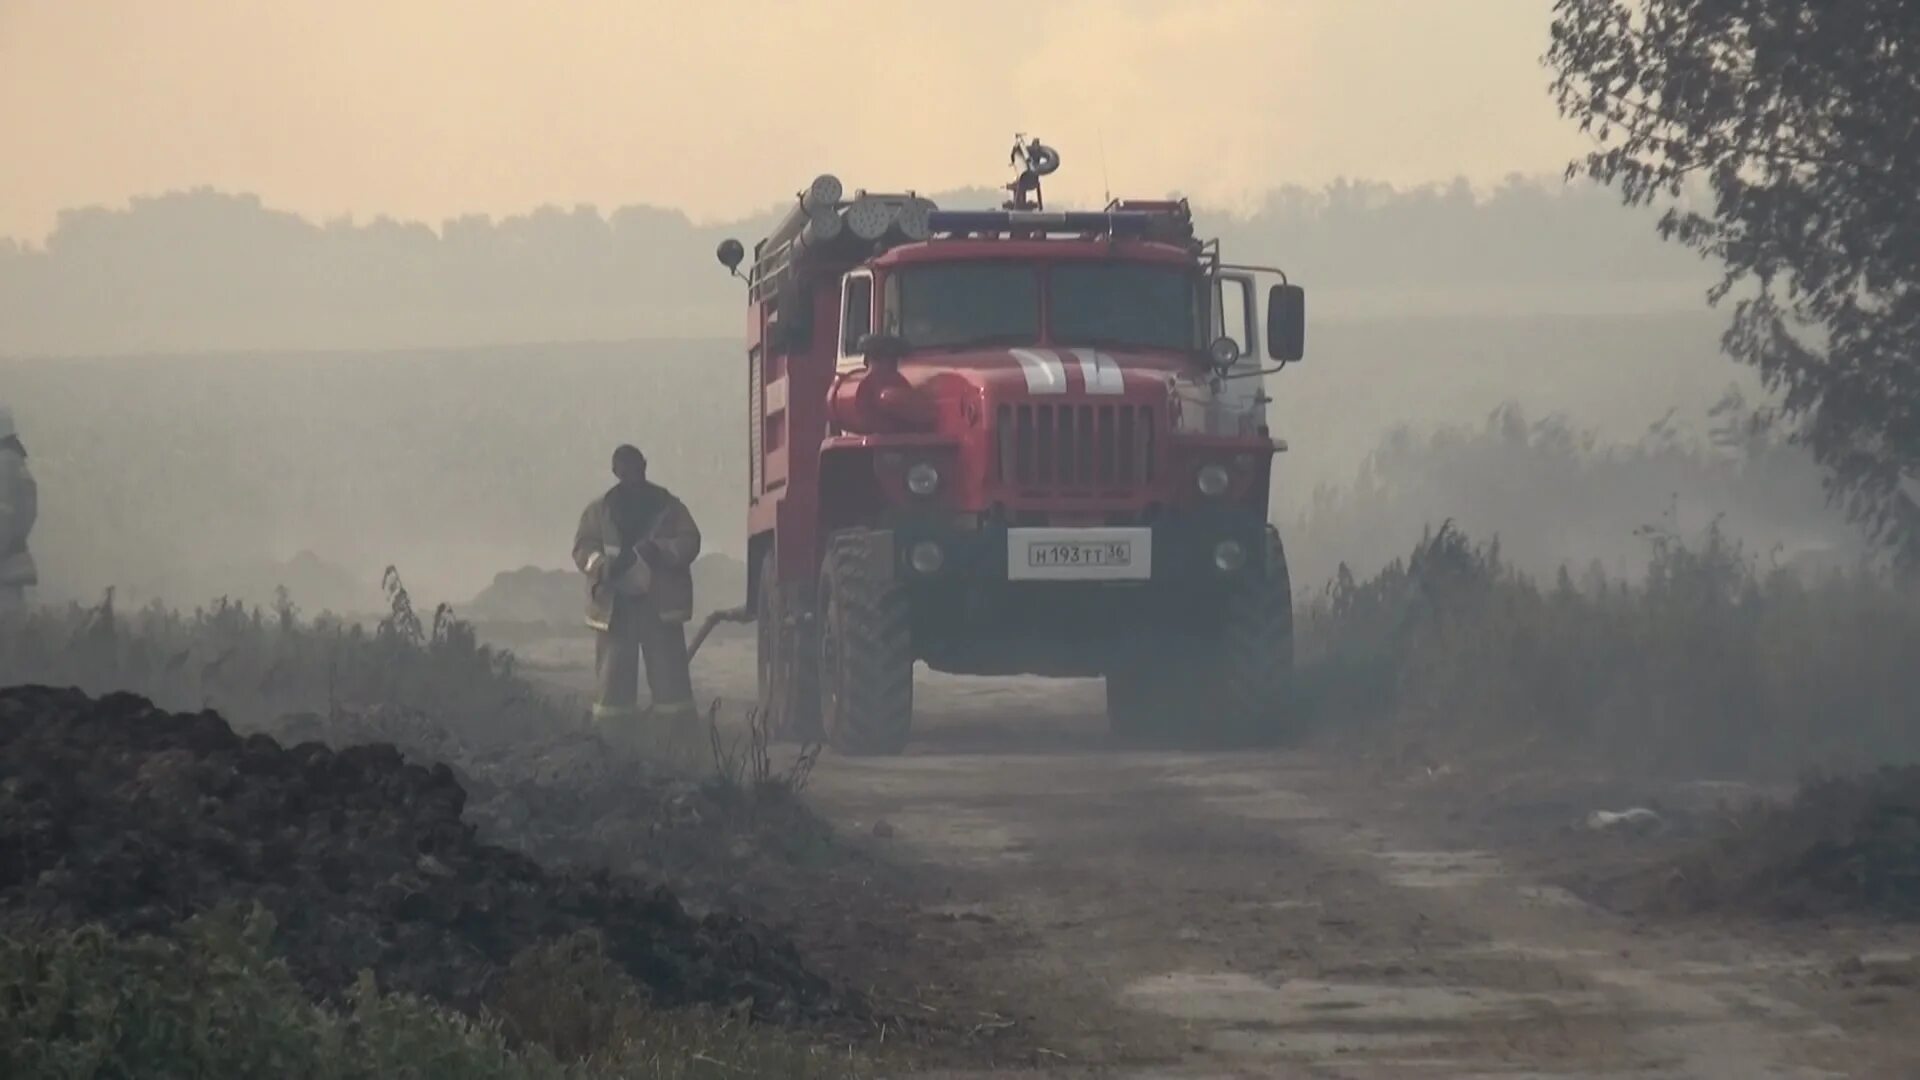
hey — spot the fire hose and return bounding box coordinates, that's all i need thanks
[685,606,753,663]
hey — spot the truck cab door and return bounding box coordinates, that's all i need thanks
[837,270,874,373]
[1210,270,1268,424]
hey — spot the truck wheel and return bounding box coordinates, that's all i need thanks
[1209,527,1296,745]
[757,546,821,741]
[817,530,914,755]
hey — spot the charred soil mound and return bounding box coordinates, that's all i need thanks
[0,686,837,1021]
[271,703,839,918]
[1637,766,1920,920]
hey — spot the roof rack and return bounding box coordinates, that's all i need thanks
[749,176,938,303]
[747,174,1199,302]
[928,210,1157,235]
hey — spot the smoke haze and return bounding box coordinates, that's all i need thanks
[0,1,1584,242]
[0,177,1858,615]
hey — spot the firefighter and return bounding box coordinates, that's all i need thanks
[0,406,36,617]
[572,444,701,732]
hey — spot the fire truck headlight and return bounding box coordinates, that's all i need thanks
[906,462,942,496]
[1213,539,1247,573]
[1196,463,1231,497]
[1207,336,1242,371]
[909,541,945,575]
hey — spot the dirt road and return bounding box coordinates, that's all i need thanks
[520,633,1920,1078]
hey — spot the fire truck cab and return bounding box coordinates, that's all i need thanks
[719,149,1304,754]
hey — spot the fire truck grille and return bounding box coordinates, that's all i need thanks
[994,403,1158,492]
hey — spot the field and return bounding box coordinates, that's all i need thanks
[0,308,1782,615]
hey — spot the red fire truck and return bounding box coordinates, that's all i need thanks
[715,142,1304,754]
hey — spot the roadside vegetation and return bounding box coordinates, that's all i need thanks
[1286,390,1866,589]
[1298,523,1920,924]
[0,908,851,1080]
[1298,516,1918,780]
[1292,392,1918,780]
[1294,410,1920,921]
[0,567,571,749]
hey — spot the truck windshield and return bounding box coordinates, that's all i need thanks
[884,260,1198,352]
[888,264,1039,349]
[1049,263,1199,351]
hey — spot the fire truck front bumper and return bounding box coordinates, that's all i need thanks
[878,510,1278,677]
[881,509,1274,589]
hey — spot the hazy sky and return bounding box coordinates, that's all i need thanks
[0,0,1586,243]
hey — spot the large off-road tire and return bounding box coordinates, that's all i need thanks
[816,529,914,756]
[1206,526,1296,745]
[756,546,821,741]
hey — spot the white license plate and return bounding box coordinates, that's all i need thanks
[1027,541,1132,568]
[1007,528,1152,581]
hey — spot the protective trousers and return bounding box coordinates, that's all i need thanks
[592,607,696,727]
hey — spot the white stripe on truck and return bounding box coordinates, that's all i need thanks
[1010,348,1068,394]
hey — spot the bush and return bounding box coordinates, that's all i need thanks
[1299,520,1920,778]
[1646,766,1920,920]
[490,934,848,1078]
[0,906,567,1080]
[1287,393,1869,589]
[0,568,581,753]
[0,907,854,1080]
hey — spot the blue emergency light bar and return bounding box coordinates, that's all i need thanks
[925,210,1159,236]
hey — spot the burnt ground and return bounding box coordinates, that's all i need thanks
[1631,767,1920,921]
[266,689,1034,1064]
[0,685,839,1025]
[524,632,1920,1078]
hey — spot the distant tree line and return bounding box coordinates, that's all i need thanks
[0,178,1713,356]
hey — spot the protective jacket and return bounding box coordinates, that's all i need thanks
[0,440,36,588]
[572,482,700,629]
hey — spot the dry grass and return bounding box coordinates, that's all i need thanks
[490,932,860,1078]
[1298,520,1920,780]
[0,567,583,755]
[1623,767,1920,920]
[708,705,821,820]
[1287,394,1866,590]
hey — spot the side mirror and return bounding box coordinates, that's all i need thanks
[858,332,909,364]
[716,238,746,276]
[1266,283,1304,362]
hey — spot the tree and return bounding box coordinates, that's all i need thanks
[1546,0,1920,559]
